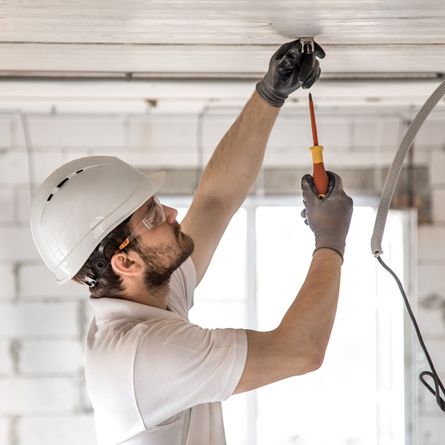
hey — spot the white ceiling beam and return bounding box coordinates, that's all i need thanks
[0,79,443,102]
[1,44,444,76]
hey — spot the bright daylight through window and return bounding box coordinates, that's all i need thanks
[168,199,409,445]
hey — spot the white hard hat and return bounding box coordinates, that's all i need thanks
[30,156,166,284]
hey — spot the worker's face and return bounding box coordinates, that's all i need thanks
[128,197,194,289]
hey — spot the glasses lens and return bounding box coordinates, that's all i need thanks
[140,197,166,230]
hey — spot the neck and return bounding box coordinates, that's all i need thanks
[124,281,170,310]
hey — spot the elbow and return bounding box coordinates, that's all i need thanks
[287,349,324,376]
[306,342,327,372]
[273,325,326,375]
[308,351,324,372]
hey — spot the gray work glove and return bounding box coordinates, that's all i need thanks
[301,171,353,261]
[256,39,326,107]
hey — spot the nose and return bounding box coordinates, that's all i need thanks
[163,205,178,224]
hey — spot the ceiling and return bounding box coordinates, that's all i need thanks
[1,0,444,78]
[0,0,444,111]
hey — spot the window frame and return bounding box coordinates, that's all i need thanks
[161,194,417,445]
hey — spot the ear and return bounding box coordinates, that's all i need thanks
[110,250,143,278]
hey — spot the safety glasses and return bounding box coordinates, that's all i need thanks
[115,196,166,254]
[84,196,166,288]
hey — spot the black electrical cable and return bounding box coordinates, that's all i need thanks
[377,255,445,412]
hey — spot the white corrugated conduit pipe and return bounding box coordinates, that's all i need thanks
[371,80,445,256]
[370,80,445,413]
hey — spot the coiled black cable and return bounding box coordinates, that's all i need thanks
[377,255,445,412]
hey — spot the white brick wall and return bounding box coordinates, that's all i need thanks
[0,151,66,185]
[0,152,30,184]
[0,417,10,445]
[0,302,78,338]
[0,341,13,375]
[418,130,445,445]
[0,107,444,444]
[0,189,14,223]
[0,264,16,300]
[19,264,88,300]
[421,338,445,374]
[0,228,40,261]
[419,415,445,445]
[0,118,13,148]
[430,151,445,186]
[418,226,445,261]
[417,264,445,337]
[19,340,84,375]
[431,188,445,222]
[127,114,198,150]
[16,186,32,225]
[415,119,445,149]
[27,116,126,150]
[17,415,96,445]
[0,378,78,414]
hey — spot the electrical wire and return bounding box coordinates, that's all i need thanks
[194,105,208,191]
[370,80,445,413]
[18,111,36,199]
[377,256,445,412]
[0,109,36,200]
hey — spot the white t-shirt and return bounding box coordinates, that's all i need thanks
[85,258,248,445]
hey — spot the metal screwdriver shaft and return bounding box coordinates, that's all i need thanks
[308,92,319,146]
[308,93,329,198]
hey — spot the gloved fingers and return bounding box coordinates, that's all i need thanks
[302,64,321,89]
[276,46,304,76]
[277,54,302,76]
[325,171,353,206]
[299,54,317,83]
[301,174,319,199]
[274,40,324,61]
[286,45,303,62]
[325,171,344,197]
[324,171,337,197]
[300,207,309,225]
[274,39,302,60]
[313,41,326,59]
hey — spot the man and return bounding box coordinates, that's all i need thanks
[30,39,353,445]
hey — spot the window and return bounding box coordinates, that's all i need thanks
[168,197,409,445]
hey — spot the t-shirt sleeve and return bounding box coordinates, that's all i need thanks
[133,318,247,427]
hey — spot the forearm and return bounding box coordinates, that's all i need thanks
[196,91,280,211]
[278,249,343,365]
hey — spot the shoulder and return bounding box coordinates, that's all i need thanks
[170,257,197,292]
[168,257,197,314]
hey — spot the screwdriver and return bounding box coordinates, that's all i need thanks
[308,92,329,198]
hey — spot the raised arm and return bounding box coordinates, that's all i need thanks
[182,40,325,283]
[181,92,278,282]
[234,172,353,393]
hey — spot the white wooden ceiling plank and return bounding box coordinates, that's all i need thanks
[2,23,445,45]
[0,43,444,75]
[1,0,445,44]
[0,79,442,102]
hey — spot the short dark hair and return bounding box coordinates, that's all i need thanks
[73,216,138,298]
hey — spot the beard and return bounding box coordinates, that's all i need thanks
[138,224,194,291]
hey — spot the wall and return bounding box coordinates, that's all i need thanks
[0,105,444,444]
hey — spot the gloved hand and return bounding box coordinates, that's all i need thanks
[301,171,353,261]
[256,39,325,107]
